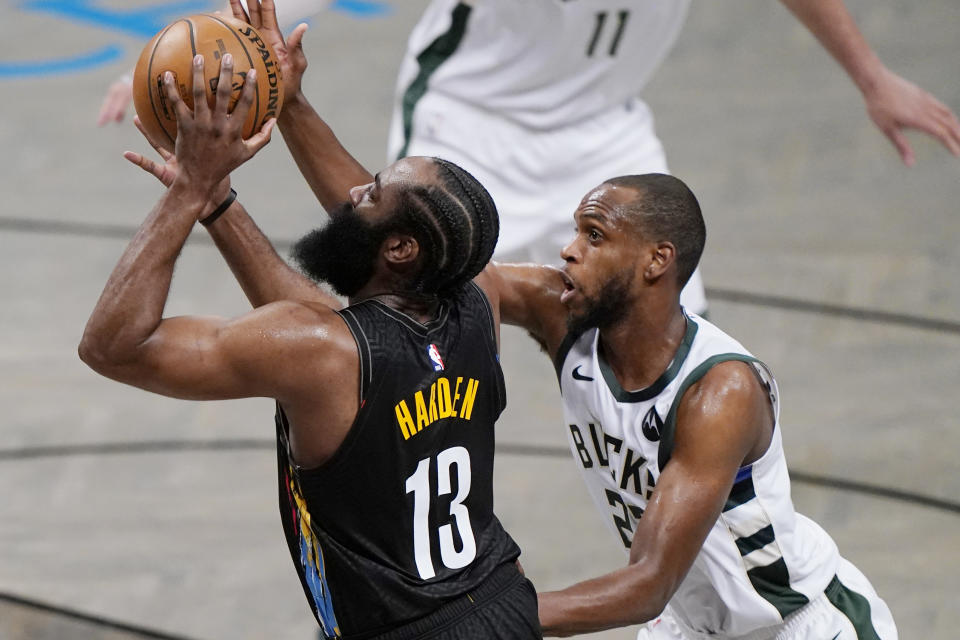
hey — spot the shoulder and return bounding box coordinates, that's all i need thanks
[672,360,773,466]
[235,299,357,360]
[238,300,360,405]
[676,360,771,437]
[680,360,764,410]
[244,298,344,329]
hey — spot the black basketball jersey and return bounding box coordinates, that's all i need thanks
[275,282,522,639]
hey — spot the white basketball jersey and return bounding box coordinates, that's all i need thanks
[556,314,842,637]
[398,0,691,129]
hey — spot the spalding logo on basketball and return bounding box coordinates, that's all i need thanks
[132,14,283,151]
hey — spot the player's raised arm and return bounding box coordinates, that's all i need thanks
[80,55,301,398]
[231,0,373,209]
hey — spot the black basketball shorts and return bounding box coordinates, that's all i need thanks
[373,563,541,640]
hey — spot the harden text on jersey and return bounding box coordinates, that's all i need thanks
[394,376,480,440]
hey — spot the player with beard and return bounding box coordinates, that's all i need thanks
[81,54,541,640]
[492,175,897,638]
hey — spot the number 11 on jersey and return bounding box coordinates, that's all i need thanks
[405,446,477,579]
[587,10,630,57]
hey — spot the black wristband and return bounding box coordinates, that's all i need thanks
[200,188,237,227]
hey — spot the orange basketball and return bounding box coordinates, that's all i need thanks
[132,14,283,151]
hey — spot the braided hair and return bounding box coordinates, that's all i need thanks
[392,158,499,296]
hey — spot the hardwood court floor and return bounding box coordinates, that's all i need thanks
[1,1,958,638]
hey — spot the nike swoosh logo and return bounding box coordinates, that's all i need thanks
[572,365,594,382]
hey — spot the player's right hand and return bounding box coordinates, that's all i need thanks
[151,54,273,218]
[229,0,309,100]
[862,65,960,166]
[97,75,134,126]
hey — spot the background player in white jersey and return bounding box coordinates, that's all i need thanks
[100,3,960,306]
[388,0,960,315]
[176,4,899,636]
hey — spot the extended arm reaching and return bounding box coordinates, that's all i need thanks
[230,0,373,209]
[278,93,373,210]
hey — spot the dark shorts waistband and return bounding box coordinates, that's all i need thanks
[362,563,526,640]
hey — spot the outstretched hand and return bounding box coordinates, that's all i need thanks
[230,0,308,100]
[863,66,960,166]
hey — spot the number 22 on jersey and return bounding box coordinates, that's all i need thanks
[405,446,477,579]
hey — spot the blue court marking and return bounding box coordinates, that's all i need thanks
[0,44,124,77]
[20,0,214,38]
[331,0,391,17]
[2,0,392,78]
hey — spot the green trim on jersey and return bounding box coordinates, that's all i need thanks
[658,352,759,471]
[597,315,698,403]
[747,558,810,618]
[825,575,882,640]
[735,524,775,557]
[723,473,757,512]
[396,2,472,160]
[553,329,585,383]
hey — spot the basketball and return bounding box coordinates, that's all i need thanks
[132,14,283,151]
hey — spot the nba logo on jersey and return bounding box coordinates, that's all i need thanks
[427,344,445,371]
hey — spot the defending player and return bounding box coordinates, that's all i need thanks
[487,176,898,638]
[81,54,540,639]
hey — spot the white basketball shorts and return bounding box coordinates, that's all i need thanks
[637,558,897,640]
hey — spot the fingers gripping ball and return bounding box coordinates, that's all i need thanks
[132,14,283,151]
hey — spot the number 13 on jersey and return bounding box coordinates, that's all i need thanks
[405,446,477,579]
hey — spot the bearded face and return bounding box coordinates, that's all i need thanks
[291,202,393,297]
[565,267,634,335]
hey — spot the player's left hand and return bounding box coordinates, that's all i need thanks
[863,66,960,166]
[163,53,275,202]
